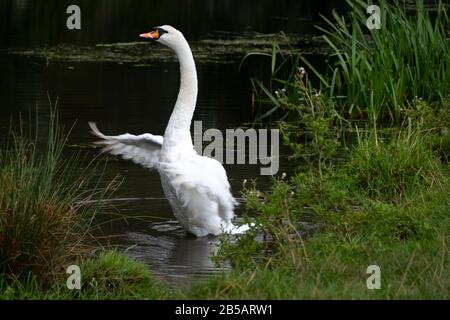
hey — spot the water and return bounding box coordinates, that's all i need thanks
[0,0,346,285]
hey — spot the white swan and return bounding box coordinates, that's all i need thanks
[89,25,249,237]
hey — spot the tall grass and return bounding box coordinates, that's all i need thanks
[320,0,449,121]
[0,108,118,285]
[247,0,449,124]
[348,127,445,202]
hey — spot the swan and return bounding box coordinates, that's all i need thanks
[89,25,249,237]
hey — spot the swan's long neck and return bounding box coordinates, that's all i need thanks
[163,37,198,151]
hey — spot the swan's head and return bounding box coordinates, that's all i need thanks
[139,25,184,50]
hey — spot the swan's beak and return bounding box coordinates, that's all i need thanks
[140,29,159,39]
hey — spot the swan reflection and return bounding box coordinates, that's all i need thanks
[122,221,227,285]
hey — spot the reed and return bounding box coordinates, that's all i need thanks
[247,0,449,124]
[319,0,449,122]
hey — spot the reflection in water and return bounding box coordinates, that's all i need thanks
[123,222,225,285]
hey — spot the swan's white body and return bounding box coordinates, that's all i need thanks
[89,25,249,237]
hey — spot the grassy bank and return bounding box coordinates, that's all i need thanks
[197,0,449,299]
[197,127,449,299]
[0,251,172,299]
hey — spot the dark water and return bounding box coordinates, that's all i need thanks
[0,0,346,285]
[0,0,347,47]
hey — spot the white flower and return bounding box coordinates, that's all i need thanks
[298,67,306,75]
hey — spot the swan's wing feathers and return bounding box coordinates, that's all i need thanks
[88,122,163,170]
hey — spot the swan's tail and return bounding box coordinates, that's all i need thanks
[88,122,108,139]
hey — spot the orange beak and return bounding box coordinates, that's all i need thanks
[139,29,159,39]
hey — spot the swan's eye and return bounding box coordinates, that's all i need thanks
[157,28,168,37]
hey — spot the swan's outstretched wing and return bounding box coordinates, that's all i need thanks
[88,122,163,170]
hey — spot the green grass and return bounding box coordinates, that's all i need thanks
[347,128,445,202]
[320,0,449,121]
[212,2,450,294]
[249,0,449,124]
[0,251,171,299]
[0,108,118,286]
[188,234,449,299]
[209,130,449,299]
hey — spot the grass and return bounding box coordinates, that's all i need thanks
[208,126,449,299]
[189,236,449,299]
[249,0,449,124]
[0,107,118,287]
[0,108,169,299]
[320,0,449,121]
[0,251,171,299]
[347,128,445,202]
[205,0,450,299]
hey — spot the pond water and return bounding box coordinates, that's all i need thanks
[0,0,346,285]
